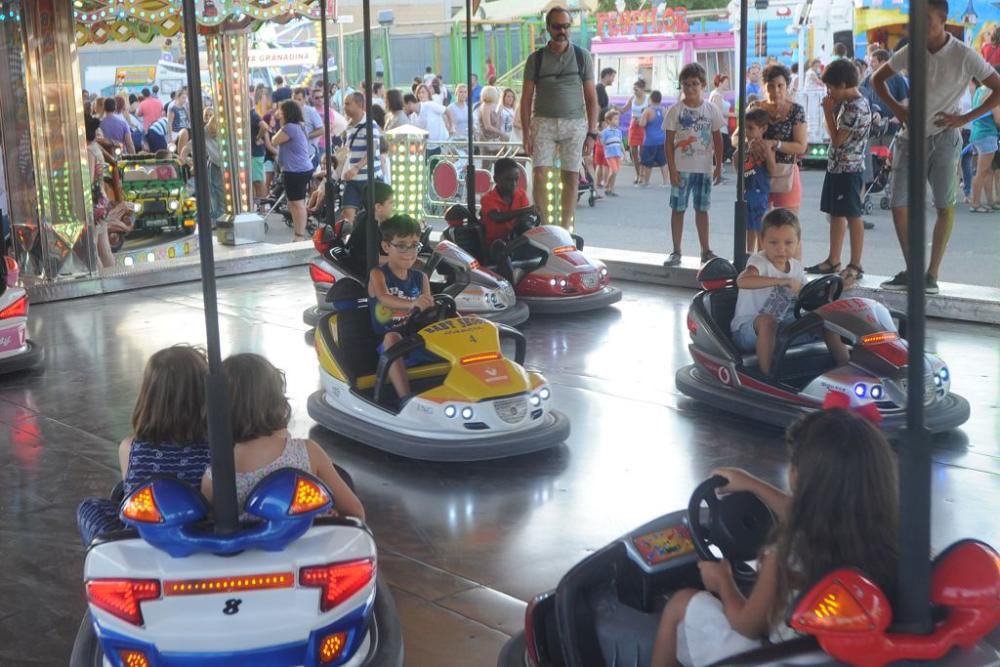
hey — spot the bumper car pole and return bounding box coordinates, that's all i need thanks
[465,0,477,224]
[895,0,933,634]
[362,0,379,273]
[732,0,749,271]
[180,0,239,535]
[320,0,335,231]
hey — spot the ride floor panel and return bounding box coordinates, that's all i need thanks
[0,268,997,665]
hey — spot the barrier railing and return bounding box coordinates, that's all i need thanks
[421,139,533,218]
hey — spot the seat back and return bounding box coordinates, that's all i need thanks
[706,288,739,338]
[446,224,487,264]
[321,279,379,383]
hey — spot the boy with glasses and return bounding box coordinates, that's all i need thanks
[368,214,436,400]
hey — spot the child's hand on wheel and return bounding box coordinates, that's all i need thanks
[711,467,759,495]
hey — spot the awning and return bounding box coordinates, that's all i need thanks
[453,0,598,23]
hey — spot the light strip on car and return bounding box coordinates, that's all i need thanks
[163,572,294,596]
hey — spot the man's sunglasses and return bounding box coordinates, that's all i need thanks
[548,22,572,31]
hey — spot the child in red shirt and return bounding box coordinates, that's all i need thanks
[480,158,535,249]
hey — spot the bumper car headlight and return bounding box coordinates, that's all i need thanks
[444,405,457,418]
[539,387,551,400]
[939,366,949,382]
[168,201,179,211]
[530,395,541,407]
[870,385,884,400]
[460,407,474,420]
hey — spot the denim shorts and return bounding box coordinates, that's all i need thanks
[732,312,822,352]
[746,192,769,232]
[971,135,998,156]
[670,172,713,212]
[640,144,666,167]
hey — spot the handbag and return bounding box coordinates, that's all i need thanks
[336,125,362,179]
[770,162,795,194]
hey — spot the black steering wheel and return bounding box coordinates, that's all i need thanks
[687,476,777,585]
[512,210,541,237]
[399,294,458,338]
[794,275,843,319]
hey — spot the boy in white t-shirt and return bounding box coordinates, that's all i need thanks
[664,62,725,266]
[732,209,850,375]
[871,0,1000,294]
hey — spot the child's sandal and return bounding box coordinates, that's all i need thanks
[839,263,864,289]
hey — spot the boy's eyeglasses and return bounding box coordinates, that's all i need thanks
[548,22,572,31]
[389,242,423,253]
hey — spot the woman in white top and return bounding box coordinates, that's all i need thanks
[501,88,522,144]
[803,59,825,90]
[622,79,650,184]
[709,74,735,163]
[414,84,452,142]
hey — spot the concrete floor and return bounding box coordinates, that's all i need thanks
[0,268,998,665]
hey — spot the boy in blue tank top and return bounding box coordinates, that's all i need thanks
[739,108,777,253]
[368,214,435,400]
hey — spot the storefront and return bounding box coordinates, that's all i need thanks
[0,0,330,302]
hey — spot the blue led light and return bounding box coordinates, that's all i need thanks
[871,385,883,400]
[940,367,949,382]
[853,383,866,398]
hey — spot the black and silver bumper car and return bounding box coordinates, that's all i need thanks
[675,259,969,434]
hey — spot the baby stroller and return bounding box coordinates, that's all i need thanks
[864,135,896,213]
[577,160,599,208]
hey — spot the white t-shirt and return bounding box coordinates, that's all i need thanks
[663,99,725,174]
[416,101,449,142]
[731,252,806,333]
[889,34,995,138]
[709,89,731,135]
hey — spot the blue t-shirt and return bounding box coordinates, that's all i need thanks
[642,107,665,146]
[369,264,424,338]
[601,127,624,158]
[278,122,314,173]
[747,82,762,98]
[970,86,999,140]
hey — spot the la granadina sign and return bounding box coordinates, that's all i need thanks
[595,7,692,38]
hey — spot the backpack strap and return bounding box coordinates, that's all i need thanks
[533,44,588,83]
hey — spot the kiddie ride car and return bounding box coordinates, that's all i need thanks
[441,205,621,315]
[114,155,197,249]
[307,278,570,462]
[675,258,970,434]
[0,256,43,375]
[498,475,1000,667]
[71,470,403,666]
[302,222,528,329]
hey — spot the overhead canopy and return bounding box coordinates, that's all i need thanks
[74,0,323,45]
[453,0,598,23]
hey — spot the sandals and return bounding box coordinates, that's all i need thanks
[839,263,864,290]
[700,250,718,263]
[805,259,841,274]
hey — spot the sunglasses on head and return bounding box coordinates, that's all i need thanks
[548,22,572,30]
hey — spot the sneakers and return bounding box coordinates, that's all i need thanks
[664,251,682,267]
[879,270,940,294]
[880,271,908,291]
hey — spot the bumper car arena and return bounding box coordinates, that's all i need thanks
[3,269,999,665]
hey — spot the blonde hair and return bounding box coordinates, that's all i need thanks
[480,85,500,104]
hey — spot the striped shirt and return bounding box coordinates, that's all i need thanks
[148,117,169,138]
[345,115,382,182]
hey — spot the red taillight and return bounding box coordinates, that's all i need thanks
[699,278,731,291]
[687,314,698,336]
[163,571,294,596]
[289,476,331,515]
[790,571,890,635]
[523,593,551,667]
[300,559,375,612]
[86,579,160,625]
[319,632,349,664]
[309,263,337,285]
[0,295,28,320]
[866,340,909,367]
[312,227,335,255]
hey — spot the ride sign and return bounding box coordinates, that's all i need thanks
[595,7,690,39]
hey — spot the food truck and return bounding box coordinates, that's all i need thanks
[591,7,736,120]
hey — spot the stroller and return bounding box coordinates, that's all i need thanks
[864,135,897,214]
[577,159,599,208]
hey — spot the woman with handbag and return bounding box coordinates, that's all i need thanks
[272,100,315,242]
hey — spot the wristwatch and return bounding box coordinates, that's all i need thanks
[587,131,599,139]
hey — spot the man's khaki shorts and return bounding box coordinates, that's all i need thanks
[530,116,588,173]
[891,129,961,209]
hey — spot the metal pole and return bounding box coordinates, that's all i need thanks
[894,0,933,634]
[321,0,335,230]
[465,0,476,222]
[363,0,379,271]
[732,0,749,269]
[179,0,238,535]
[339,20,347,91]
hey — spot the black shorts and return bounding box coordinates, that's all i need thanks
[820,171,864,218]
[283,170,313,201]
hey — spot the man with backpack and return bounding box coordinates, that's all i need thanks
[520,6,600,229]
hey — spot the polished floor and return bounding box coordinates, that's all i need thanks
[1,269,998,666]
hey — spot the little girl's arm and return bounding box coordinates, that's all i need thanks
[118,437,133,478]
[709,552,781,638]
[712,467,791,519]
[306,440,366,521]
[200,472,213,502]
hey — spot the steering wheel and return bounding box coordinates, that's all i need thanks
[399,294,458,338]
[794,275,843,319]
[686,476,777,585]
[512,211,541,237]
